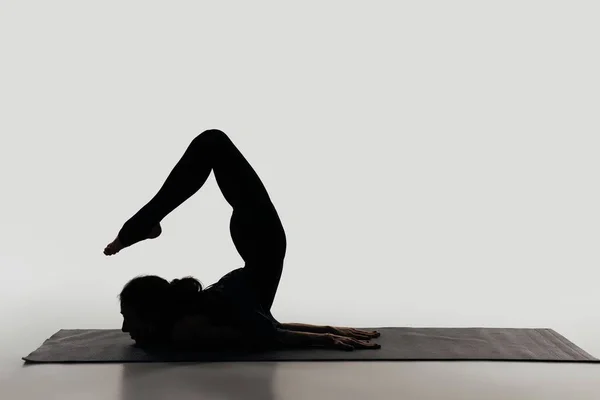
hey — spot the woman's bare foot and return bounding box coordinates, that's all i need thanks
[104,223,162,256]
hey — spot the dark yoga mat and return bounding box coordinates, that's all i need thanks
[22,327,600,364]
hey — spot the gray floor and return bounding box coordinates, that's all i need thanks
[3,360,600,400]
[3,326,599,400]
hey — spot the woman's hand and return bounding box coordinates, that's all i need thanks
[329,327,381,340]
[325,333,381,351]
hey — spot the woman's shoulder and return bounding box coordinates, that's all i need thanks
[203,266,268,312]
[219,267,248,281]
[207,268,248,292]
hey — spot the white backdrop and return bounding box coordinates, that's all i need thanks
[0,0,598,364]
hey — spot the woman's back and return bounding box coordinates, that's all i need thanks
[197,267,281,338]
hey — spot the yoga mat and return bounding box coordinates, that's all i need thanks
[22,327,600,364]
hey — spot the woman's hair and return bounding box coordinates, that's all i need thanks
[119,275,204,322]
[168,276,204,313]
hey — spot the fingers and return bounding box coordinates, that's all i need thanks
[347,338,381,350]
[352,329,381,339]
[330,335,381,351]
[351,333,372,340]
[332,340,355,351]
[336,328,381,340]
[349,331,376,340]
[348,328,379,336]
[335,339,380,350]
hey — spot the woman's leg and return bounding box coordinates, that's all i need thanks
[229,206,286,312]
[115,129,287,309]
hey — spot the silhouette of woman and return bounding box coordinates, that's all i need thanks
[105,129,380,351]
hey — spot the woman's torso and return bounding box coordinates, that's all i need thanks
[196,267,280,337]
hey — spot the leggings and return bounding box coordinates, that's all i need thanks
[118,129,287,312]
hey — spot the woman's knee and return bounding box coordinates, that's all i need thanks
[193,129,227,144]
[190,129,233,155]
[186,129,227,159]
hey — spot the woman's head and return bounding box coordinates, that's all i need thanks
[119,275,203,346]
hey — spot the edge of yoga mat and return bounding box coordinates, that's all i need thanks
[22,327,600,364]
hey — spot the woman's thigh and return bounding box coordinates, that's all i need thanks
[229,205,287,310]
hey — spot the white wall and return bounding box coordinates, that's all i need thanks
[1,1,598,359]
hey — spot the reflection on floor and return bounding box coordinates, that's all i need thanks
[1,358,598,400]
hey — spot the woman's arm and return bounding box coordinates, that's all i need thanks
[275,328,380,351]
[278,323,380,340]
[169,316,381,351]
[277,323,332,334]
[275,329,330,347]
